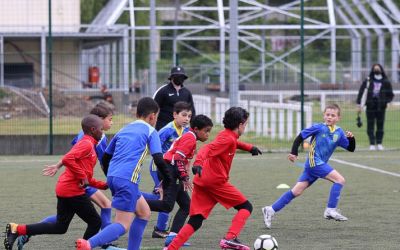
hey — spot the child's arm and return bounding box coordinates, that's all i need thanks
[345,131,356,152]
[62,141,90,182]
[288,134,304,162]
[42,160,63,176]
[237,141,262,155]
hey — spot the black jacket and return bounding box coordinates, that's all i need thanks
[153,81,195,130]
[356,77,394,110]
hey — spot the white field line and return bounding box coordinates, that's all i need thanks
[331,158,400,178]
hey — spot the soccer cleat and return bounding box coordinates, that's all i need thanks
[164,232,191,247]
[4,223,19,250]
[377,144,384,151]
[324,208,348,221]
[219,237,250,250]
[152,226,169,238]
[101,243,124,250]
[76,239,91,250]
[261,206,275,229]
[369,145,376,151]
[163,248,168,250]
[17,235,30,250]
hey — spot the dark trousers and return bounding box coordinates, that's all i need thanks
[366,108,386,145]
[146,167,190,233]
[26,195,101,239]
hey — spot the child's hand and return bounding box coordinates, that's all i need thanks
[42,165,59,177]
[345,131,354,138]
[287,154,297,162]
[182,179,193,192]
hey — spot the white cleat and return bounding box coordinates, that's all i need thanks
[377,144,384,151]
[324,208,348,221]
[262,206,275,229]
[369,145,376,151]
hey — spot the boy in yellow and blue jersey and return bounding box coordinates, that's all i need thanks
[262,104,356,229]
[142,102,192,239]
[76,97,174,250]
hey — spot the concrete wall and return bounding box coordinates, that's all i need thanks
[0,0,80,32]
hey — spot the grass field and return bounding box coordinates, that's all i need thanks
[1,151,400,250]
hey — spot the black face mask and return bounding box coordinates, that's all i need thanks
[373,70,381,75]
[172,76,186,86]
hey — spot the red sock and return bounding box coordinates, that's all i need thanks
[168,224,195,250]
[17,224,27,235]
[225,209,251,239]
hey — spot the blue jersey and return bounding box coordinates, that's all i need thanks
[149,121,189,171]
[301,123,349,167]
[105,120,162,183]
[71,130,107,166]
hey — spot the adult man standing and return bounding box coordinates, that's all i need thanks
[153,66,196,130]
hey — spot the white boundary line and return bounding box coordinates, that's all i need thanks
[331,158,400,178]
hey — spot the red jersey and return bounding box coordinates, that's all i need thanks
[163,130,197,169]
[56,135,107,197]
[193,129,252,187]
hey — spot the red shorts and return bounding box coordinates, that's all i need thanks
[189,182,247,218]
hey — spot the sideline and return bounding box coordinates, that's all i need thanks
[331,158,400,178]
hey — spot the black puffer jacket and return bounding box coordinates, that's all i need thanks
[356,77,394,110]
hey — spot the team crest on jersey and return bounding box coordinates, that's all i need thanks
[333,134,338,142]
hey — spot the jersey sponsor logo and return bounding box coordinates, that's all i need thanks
[169,93,174,96]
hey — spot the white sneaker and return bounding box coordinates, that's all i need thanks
[262,206,275,229]
[377,144,384,151]
[324,208,348,221]
[369,145,376,151]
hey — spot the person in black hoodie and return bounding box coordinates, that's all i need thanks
[153,66,196,131]
[356,63,394,151]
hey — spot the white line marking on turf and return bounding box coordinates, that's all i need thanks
[331,158,400,177]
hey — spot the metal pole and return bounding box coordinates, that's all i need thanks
[123,28,129,93]
[229,0,239,107]
[48,0,53,154]
[300,0,305,130]
[217,0,225,92]
[172,0,180,66]
[149,0,157,95]
[41,29,46,88]
[0,36,3,87]
[129,0,136,92]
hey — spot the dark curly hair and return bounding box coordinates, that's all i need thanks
[223,107,249,130]
[190,114,213,130]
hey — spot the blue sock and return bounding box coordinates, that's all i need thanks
[156,212,169,231]
[327,183,343,208]
[128,217,148,250]
[101,208,112,229]
[88,223,125,248]
[141,192,160,200]
[272,190,295,212]
[40,215,57,223]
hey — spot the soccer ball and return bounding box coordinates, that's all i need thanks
[253,234,278,250]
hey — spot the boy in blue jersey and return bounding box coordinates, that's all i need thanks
[262,104,356,229]
[76,97,173,250]
[141,101,192,239]
[17,103,114,249]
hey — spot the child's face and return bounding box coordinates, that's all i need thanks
[102,115,113,131]
[237,120,248,136]
[195,126,213,142]
[148,112,159,127]
[173,110,192,128]
[323,108,340,126]
[91,123,103,141]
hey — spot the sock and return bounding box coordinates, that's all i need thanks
[167,224,195,250]
[127,217,148,250]
[272,190,295,212]
[327,183,343,208]
[225,209,251,239]
[88,223,125,248]
[100,208,112,229]
[156,212,170,231]
[16,224,27,235]
[40,215,57,224]
[141,192,160,200]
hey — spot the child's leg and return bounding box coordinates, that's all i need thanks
[169,186,190,233]
[325,170,345,208]
[225,201,252,240]
[271,181,308,212]
[127,196,150,250]
[167,215,205,250]
[89,190,112,229]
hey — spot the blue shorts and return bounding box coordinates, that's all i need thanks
[85,187,98,197]
[298,163,334,185]
[107,176,141,212]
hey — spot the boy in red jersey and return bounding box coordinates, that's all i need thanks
[146,114,213,247]
[4,115,108,250]
[165,107,262,250]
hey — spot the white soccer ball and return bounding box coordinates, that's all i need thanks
[253,234,278,250]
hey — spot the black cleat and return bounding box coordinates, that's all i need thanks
[4,223,19,250]
[151,226,169,238]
